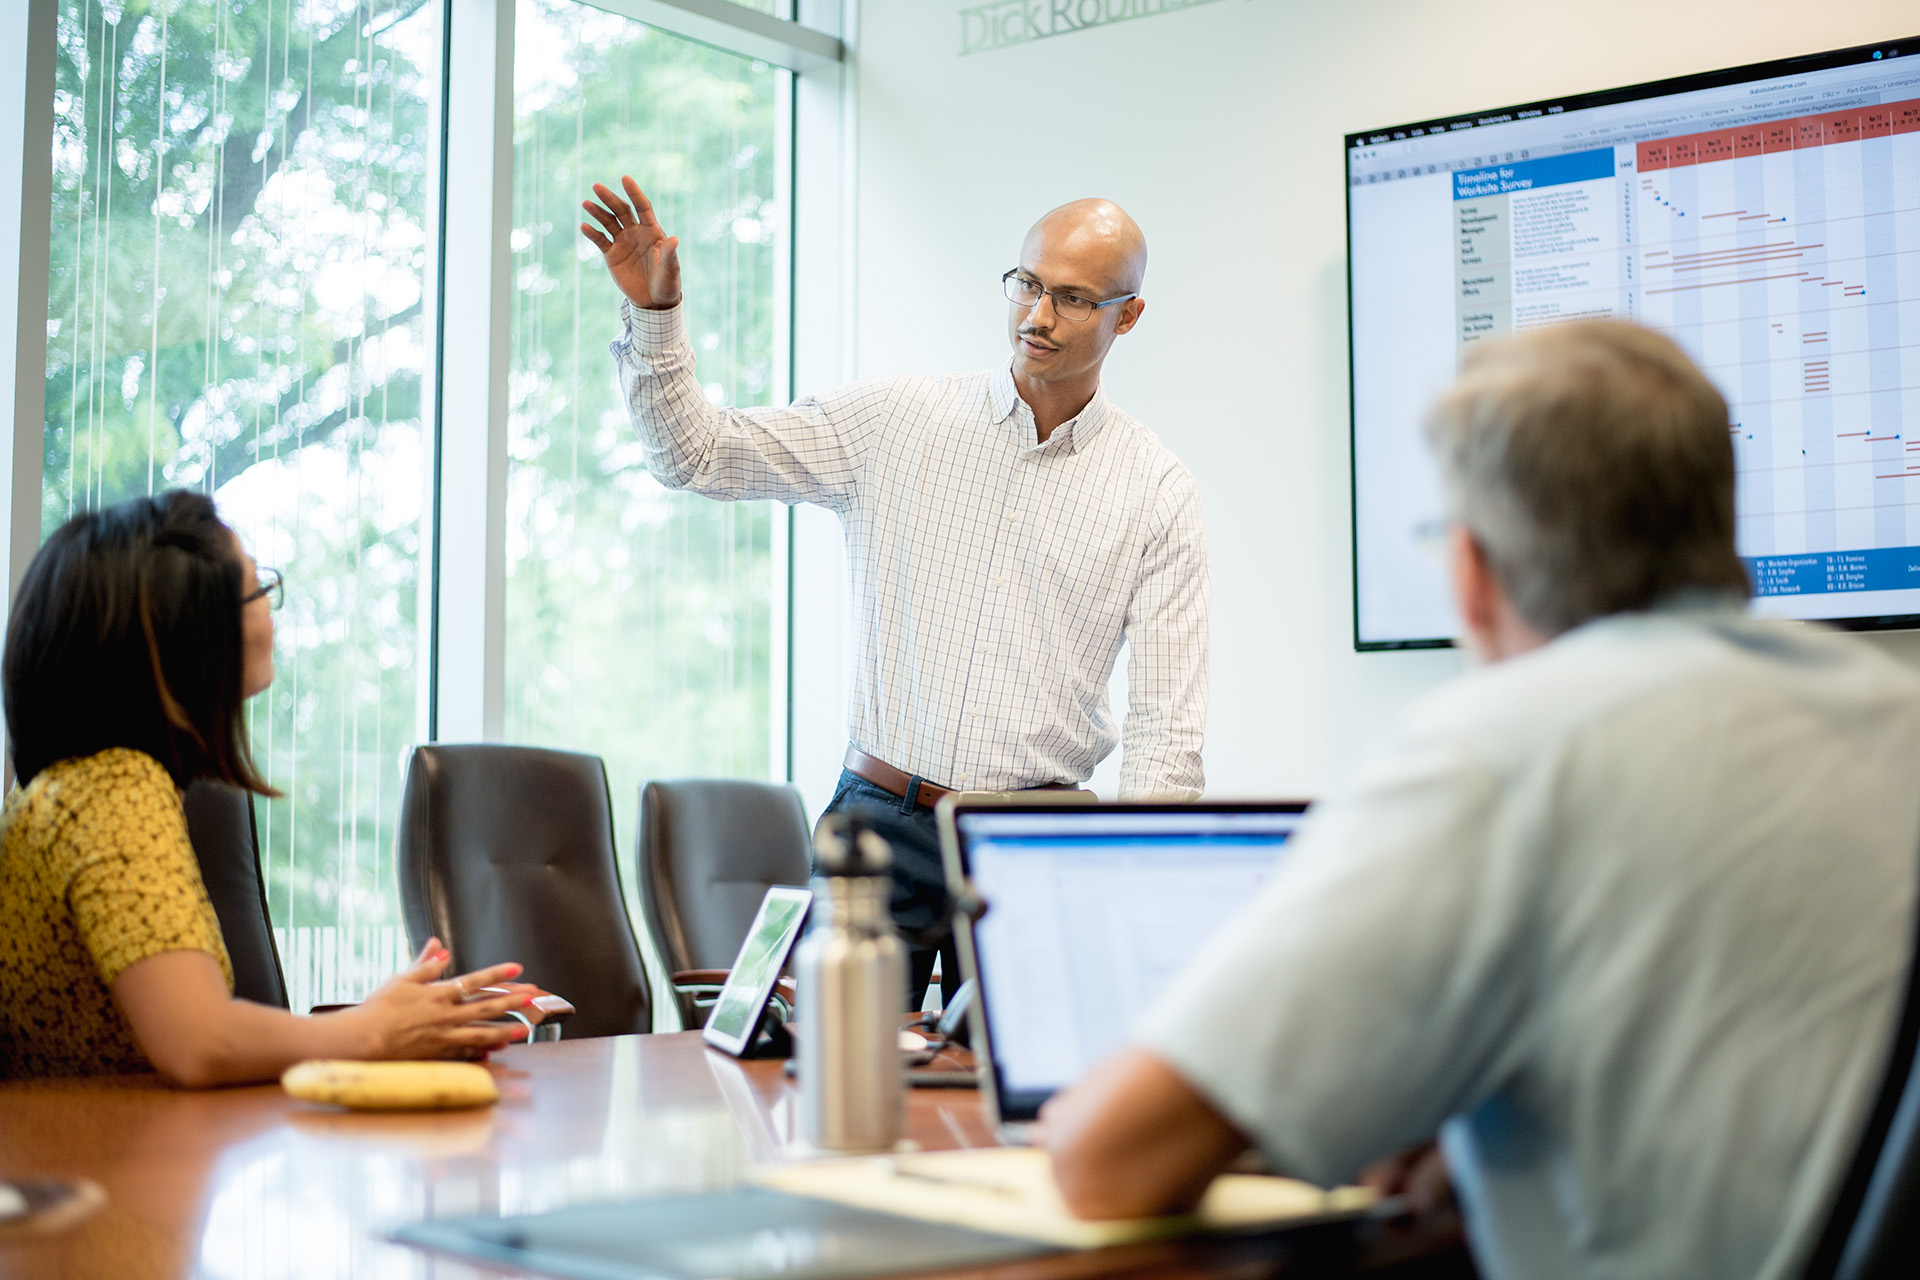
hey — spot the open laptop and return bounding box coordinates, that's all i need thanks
[938,797,1310,1141]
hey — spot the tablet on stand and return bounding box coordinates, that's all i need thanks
[701,885,812,1059]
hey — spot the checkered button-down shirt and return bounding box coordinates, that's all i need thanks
[612,301,1208,797]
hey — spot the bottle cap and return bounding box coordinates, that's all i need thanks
[813,810,893,876]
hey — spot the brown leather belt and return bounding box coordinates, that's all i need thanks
[843,746,1083,811]
[844,747,955,810]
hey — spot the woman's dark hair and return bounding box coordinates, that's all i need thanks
[4,490,274,794]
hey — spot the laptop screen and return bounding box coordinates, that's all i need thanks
[950,804,1306,1119]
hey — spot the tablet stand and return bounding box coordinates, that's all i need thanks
[740,1005,793,1060]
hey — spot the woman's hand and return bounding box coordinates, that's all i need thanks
[112,938,544,1087]
[342,938,536,1061]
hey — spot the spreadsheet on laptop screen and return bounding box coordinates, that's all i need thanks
[960,811,1301,1097]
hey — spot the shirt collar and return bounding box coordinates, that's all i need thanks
[988,365,1112,457]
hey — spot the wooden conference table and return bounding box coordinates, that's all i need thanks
[0,1033,1467,1280]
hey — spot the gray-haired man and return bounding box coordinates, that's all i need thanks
[1040,322,1920,1280]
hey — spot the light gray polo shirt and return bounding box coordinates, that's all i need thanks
[1140,607,1920,1280]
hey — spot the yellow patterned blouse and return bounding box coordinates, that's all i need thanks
[0,748,233,1079]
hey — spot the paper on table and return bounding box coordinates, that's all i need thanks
[748,1147,1377,1249]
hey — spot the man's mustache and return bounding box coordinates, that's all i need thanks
[1016,326,1056,348]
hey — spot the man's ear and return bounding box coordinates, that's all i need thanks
[1448,524,1549,662]
[1114,297,1145,336]
[1448,524,1502,660]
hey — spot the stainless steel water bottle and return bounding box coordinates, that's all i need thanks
[796,812,906,1152]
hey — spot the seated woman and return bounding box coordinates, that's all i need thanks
[0,490,536,1084]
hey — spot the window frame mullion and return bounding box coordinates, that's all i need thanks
[577,0,842,74]
[0,0,56,659]
[427,0,516,744]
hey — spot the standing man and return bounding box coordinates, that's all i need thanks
[580,178,1208,1003]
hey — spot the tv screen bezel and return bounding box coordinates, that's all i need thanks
[1344,34,1920,651]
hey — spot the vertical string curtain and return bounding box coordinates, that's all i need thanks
[505,0,783,860]
[47,0,434,1011]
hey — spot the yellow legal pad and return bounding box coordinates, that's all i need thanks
[749,1148,1377,1249]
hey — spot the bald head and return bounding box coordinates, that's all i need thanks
[1025,199,1148,296]
[1007,198,1148,415]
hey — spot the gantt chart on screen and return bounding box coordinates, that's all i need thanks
[1348,45,1920,646]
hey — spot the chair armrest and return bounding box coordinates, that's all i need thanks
[669,971,797,1030]
[475,988,574,1039]
[527,995,574,1025]
[671,971,796,1002]
[670,970,726,1031]
[671,969,732,987]
[305,994,575,1027]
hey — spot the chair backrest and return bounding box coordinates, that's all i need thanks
[1833,1059,1920,1279]
[181,780,290,1009]
[397,744,652,1039]
[637,778,812,974]
[1802,859,1920,1280]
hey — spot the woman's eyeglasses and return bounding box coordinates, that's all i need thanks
[243,568,284,611]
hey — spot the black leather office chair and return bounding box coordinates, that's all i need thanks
[183,779,290,1009]
[1801,876,1920,1280]
[398,744,652,1039]
[1829,1068,1920,1279]
[637,778,811,1028]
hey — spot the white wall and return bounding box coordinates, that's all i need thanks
[801,0,1920,804]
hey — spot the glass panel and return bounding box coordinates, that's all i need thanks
[508,0,786,861]
[45,0,436,1010]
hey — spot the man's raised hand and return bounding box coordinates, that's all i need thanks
[581,175,681,310]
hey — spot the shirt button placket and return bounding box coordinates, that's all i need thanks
[959,432,1016,786]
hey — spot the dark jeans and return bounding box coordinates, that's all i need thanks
[819,769,962,1011]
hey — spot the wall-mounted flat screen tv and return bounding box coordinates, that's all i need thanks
[1347,37,1920,649]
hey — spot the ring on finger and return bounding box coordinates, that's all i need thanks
[453,977,469,999]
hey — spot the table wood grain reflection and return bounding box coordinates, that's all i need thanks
[0,1033,1467,1280]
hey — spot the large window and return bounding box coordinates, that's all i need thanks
[21,0,814,1016]
[46,0,438,1010]
[507,0,789,855]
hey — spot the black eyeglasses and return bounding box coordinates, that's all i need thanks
[244,568,284,611]
[1002,269,1137,322]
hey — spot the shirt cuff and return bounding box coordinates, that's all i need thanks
[621,297,688,358]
